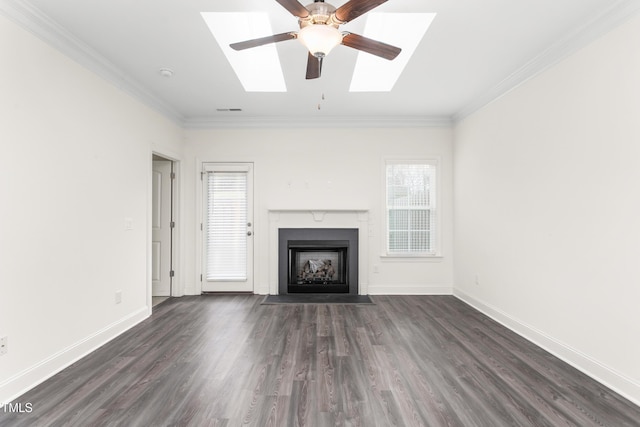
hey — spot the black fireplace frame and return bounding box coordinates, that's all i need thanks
[278,228,359,295]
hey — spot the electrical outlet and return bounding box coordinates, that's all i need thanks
[0,336,7,355]
[115,290,122,304]
[373,264,379,273]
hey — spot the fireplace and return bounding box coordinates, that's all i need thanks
[279,228,358,295]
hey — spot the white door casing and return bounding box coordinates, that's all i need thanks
[202,163,254,292]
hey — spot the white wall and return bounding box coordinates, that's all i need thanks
[0,15,183,402]
[183,127,454,296]
[453,13,640,404]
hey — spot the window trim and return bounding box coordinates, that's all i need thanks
[382,157,441,258]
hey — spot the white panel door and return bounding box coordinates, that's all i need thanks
[152,160,172,296]
[202,163,254,292]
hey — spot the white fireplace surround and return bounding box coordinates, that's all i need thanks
[268,209,369,295]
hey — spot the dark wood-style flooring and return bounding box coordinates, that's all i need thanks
[2,295,639,426]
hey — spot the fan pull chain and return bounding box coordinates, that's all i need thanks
[317,93,326,110]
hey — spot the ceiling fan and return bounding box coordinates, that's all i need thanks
[230,0,401,79]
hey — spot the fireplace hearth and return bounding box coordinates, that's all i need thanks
[279,228,358,295]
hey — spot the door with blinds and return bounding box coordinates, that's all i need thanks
[202,163,254,292]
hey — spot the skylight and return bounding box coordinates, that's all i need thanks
[349,13,436,92]
[201,12,287,92]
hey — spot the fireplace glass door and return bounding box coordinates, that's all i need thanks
[288,241,349,293]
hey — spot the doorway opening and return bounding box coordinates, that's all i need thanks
[152,154,176,308]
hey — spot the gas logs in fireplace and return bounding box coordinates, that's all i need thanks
[292,247,346,285]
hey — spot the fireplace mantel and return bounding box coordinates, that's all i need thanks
[268,209,369,295]
[268,209,369,222]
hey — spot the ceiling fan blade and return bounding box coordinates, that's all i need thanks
[230,32,296,51]
[334,0,387,23]
[341,33,401,60]
[306,53,322,79]
[275,0,310,18]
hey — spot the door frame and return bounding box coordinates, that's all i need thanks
[199,162,255,294]
[148,150,181,311]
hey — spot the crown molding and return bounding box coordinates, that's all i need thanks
[183,114,453,129]
[0,0,184,125]
[453,0,640,123]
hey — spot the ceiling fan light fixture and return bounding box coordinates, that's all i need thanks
[298,24,343,58]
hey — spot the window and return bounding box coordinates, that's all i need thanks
[206,170,248,281]
[385,160,437,256]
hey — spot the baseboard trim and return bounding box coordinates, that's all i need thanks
[0,306,150,403]
[367,284,453,295]
[453,288,640,407]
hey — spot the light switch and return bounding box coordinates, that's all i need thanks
[124,218,134,230]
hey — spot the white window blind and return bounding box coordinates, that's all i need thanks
[206,172,247,281]
[386,162,436,255]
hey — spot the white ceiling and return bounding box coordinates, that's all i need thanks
[5,0,638,126]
